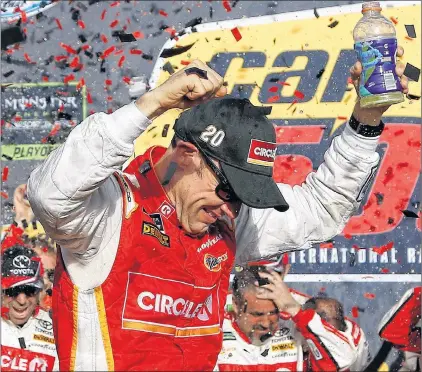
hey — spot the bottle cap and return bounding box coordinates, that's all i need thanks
[362,1,382,13]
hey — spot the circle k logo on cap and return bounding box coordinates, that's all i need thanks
[247,139,277,167]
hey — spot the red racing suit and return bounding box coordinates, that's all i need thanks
[378,287,421,370]
[1,308,58,371]
[27,102,382,370]
[53,147,236,371]
[216,309,370,371]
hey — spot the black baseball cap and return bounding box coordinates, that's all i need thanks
[174,96,289,212]
[2,246,43,290]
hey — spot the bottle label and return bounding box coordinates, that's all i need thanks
[354,37,402,97]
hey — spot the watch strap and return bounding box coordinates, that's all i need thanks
[349,115,385,137]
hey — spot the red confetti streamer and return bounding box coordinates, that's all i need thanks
[114,49,124,55]
[294,90,305,99]
[382,166,394,186]
[42,75,49,82]
[122,76,131,84]
[110,1,120,6]
[101,9,107,20]
[364,292,376,300]
[101,34,109,43]
[2,167,9,182]
[181,60,190,65]
[268,86,278,93]
[69,56,80,68]
[64,74,75,84]
[397,162,409,169]
[267,95,280,103]
[109,20,119,28]
[54,55,67,62]
[14,115,22,122]
[0,192,9,199]
[344,233,352,240]
[23,53,33,63]
[320,242,334,249]
[405,36,414,41]
[81,45,91,51]
[231,27,242,41]
[130,49,142,55]
[118,55,125,68]
[159,10,168,17]
[132,31,144,39]
[101,46,116,59]
[381,268,390,273]
[20,11,27,23]
[337,116,348,120]
[390,16,398,25]
[77,20,86,29]
[282,253,289,265]
[60,43,77,55]
[351,306,359,318]
[107,96,113,102]
[105,79,113,86]
[352,244,361,251]
[287,99,298,110]
[394,129,404,136]
[76,77,85,90]
[55,18,63,30]
[49,123,61,137]
[223,0,232,12]
[373,241,394,255]
[87,92,93,104]
[277,81,291,86]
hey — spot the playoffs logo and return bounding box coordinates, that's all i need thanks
[247,139,277,167]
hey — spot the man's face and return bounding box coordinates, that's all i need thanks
[234,290,280,345]
[175,153,241,236]
[2,286,40,326]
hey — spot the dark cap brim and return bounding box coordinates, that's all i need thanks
[221,163,289,212]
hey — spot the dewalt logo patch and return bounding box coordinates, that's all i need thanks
[142,222,170,247]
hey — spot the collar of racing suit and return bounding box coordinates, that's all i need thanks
[125,146,180,228]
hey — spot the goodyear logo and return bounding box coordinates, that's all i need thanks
[33,334,55,344]
[271,342,295,352]
[142,222,170,247]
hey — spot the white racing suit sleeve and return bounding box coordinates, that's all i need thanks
[293,309,368,371]
[235,123,380,262]
[27,102,151,255]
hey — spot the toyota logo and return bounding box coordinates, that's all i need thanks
[12,255,31,269]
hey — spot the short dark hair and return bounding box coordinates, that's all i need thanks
[232,266,269,303]
[304,297,347,331]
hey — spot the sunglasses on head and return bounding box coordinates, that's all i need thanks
[3,285,40,298]
[200,151,240,203]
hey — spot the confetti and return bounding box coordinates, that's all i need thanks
[390,16,398,25]
[294,90,305,99]
[381,268,390,273]
[142,53,153,60]
[364,293,376,300]
[101,9,107,20]
[313,8,320,18]
[105,79,113,86]
[162,61,175,75]
[114,32,136,42]
[181,60,190,65]
[64,74,75,84]
[55,18,63,30]
[110,20,119,28]
[223,0,232,12]
[122,76,131,84]
[162,124,170,137]
[69,56,80,68]
[405,24,416,38]
[344,233,352,240]
[160,42,195,58]
[130,49,142,55]
[402,210,419,218]
[159,10,168,17]
[406,93,421,100]
[351,306,359,318]
[118,55,125,67]
[24,53,33,63]
[372,241,394,255]
[231,27,242,41]
[316,68,325,79]
[403,63,420,82]
[320,242,334,249]
[267,96,280,103]
[87,92,93,104]
[60,43,77,54]
[100,34,108,43]
[3,70,14,78]
[132,31,144,39]
[77,20,86,29]
[101,45,116,59]
[1,192,9,199]
[185,17,202,28]
[328,20,339,28]
[110,1,120,7]
[268,86,278,93]
[2,166,9,182]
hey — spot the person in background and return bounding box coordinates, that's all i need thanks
[1,246,58,371]
[378,287,421,372]
[216,266,370,371]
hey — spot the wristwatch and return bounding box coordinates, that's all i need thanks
[349,114,385,137]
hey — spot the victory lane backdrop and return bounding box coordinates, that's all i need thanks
[1,1,421,370]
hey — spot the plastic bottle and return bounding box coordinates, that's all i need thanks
[353,1,404,108]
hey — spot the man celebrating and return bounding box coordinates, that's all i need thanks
[1,246,58,371]
[216,267,370,371]
[28,53,407,370]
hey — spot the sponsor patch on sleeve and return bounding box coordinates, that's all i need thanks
[142,222,170,247]
[223,331,237,341]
